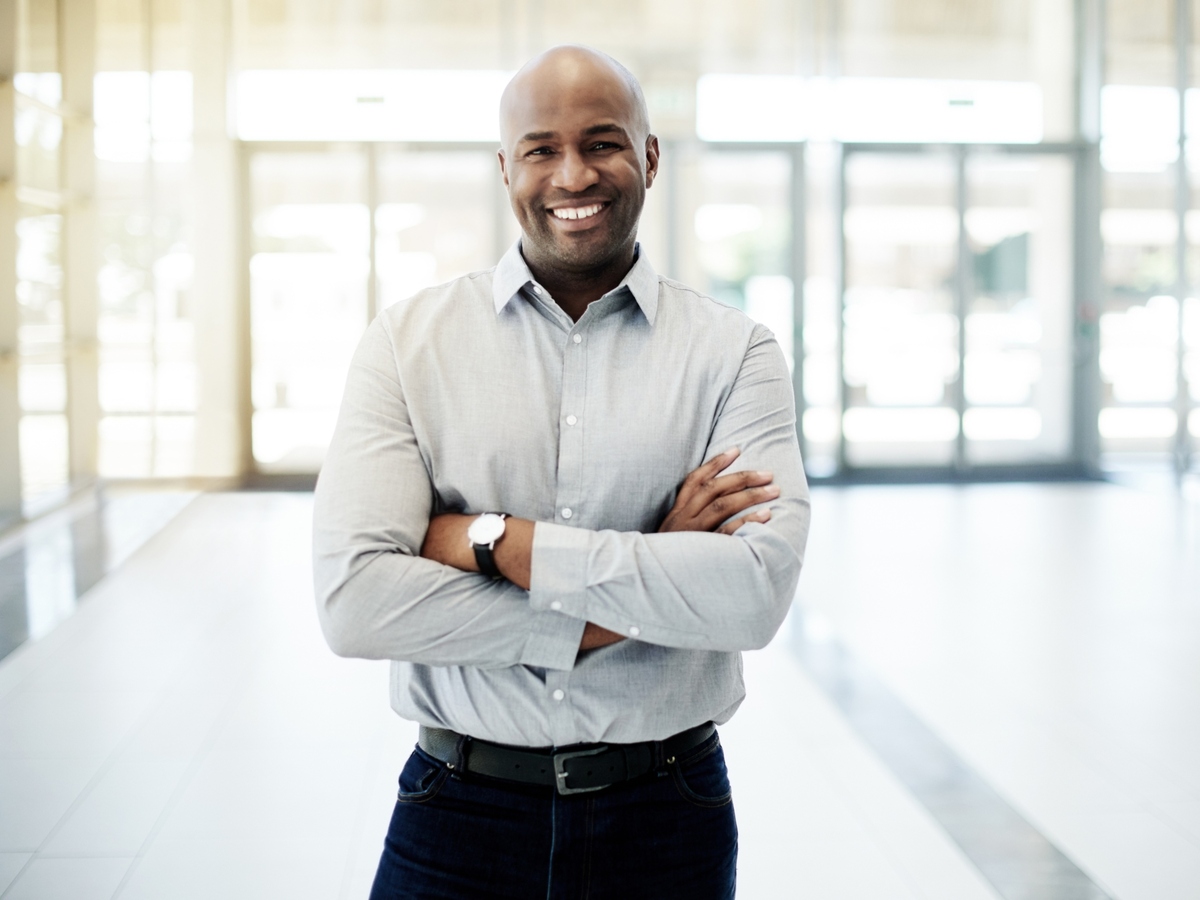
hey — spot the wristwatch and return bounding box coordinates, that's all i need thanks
[467,512,508,579]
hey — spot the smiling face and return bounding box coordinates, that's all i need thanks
[498,48,659,281]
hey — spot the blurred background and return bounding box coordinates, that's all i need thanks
[2,3,1200,900]
[1,0,1197,519]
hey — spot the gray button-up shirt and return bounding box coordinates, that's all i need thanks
[313,243,810,747]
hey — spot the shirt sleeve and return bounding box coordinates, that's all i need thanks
[312,316,586,671]
[528,324,811,652]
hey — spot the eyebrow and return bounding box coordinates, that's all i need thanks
[517,123,629,144]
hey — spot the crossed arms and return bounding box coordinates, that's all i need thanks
[313,317,811,671]
[420,448,781,651]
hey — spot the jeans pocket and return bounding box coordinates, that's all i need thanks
[396,747,451,804]
[670,738,733,808]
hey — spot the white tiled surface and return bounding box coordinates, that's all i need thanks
[0,855,31,896]
[5,858,132,900]
[0,485,1195,898]
[798,482,1200,900]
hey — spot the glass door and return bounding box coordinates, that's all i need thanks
[838,146,1077,472]
[964,154,1074,464]
[682,149,797,371]
[375,148,505,311]
[248,149,369,473]
[244,143,505,476]
[841,151,960,467]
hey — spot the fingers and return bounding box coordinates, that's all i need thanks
[717,507,772,535]
[679,447,741,496]
[682,468,777,521]
[661,447,780,534]
[692,482,780,532]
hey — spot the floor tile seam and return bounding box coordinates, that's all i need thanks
[0,588,252,746]
[790,627,1119,900]
[848,672,1130,890]
[899,700,1197,819]
[905,703,1169,811]
[1145,802,1200,853]
[803,733,947,899]
[108,651,263,899]
[841,656,1165,809]
[0,494,201,690]
[13,663,227,867]
[0,608,111,706]
[18,852,137,860]
[799,718,999,900]
[20,616,258,878]
[0,525,267,710]
[1059,721,1200,807]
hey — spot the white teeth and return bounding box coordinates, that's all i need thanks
[552,203,604,221]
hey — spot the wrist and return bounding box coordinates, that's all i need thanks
[467,512,508,579]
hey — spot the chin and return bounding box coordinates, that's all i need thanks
[547,227,634,269]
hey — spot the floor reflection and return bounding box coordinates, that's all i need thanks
[0,489,197,664]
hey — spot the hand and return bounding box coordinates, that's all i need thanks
[658,448,778,534]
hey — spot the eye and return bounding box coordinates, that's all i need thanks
[589,141,621,151]
[526,146,555,157]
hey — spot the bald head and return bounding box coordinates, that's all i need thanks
[496,45,659,298]
[499,45,651,151]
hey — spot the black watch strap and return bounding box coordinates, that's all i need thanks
[473,542,503,580]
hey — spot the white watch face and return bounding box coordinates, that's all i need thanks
[468,513,506,545]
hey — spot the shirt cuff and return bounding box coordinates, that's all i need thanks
[520,610,586,671]
[529,521,591,618]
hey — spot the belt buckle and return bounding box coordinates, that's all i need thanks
[552,746,610,795]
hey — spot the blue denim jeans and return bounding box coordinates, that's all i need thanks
[369,730,738,899]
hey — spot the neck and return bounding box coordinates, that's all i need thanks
[522,242,637,322]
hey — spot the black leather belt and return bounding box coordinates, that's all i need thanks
[418,722,716,796]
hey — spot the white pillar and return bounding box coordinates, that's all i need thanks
[189,0,245,478]
[0,0,21,525]
[61,0,99,487]
[1030,0,1079,460]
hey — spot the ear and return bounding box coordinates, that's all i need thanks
[643,134,660,189]
[497,149,510,188]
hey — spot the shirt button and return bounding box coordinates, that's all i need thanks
[550,601,563,611]
[552,689,565,701]
[561,508,573,519]
[629,626,641,637]
[566,415,577,426]
[572,333,582,344]
[532,285,542,295]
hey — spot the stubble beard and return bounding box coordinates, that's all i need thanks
[523,191,643,278]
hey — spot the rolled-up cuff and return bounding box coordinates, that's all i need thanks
[529,521,591,620]
[520,610,587,670]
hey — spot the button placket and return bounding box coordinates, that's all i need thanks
[545,670,575,745]
[555,324,587,531]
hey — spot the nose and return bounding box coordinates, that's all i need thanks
[550,147,600,193]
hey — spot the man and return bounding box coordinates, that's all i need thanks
[313,45,810,899]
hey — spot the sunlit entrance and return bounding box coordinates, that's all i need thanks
[240,139,1086,480]
[240,142,512,475]
[837,144,1079,473]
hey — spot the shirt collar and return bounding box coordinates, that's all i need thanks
[491,241,660,325]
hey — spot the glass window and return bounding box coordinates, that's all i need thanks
[249,150,369,473]
[14,0,68,514]
[94,0,197,479]
[1101,0,1185,460]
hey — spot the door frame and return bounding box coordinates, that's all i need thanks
[834,140,1094,479]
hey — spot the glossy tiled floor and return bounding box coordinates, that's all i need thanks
[0,483,1196,899]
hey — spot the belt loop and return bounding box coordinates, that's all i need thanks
[653,739,665,769]
[453,733,469,771]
